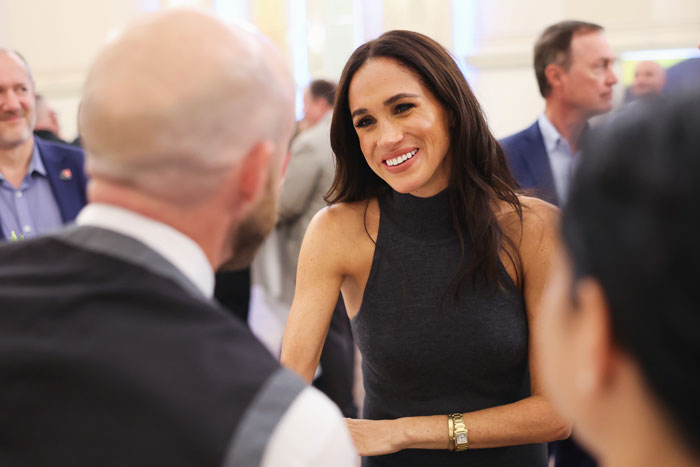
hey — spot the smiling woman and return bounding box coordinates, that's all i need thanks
[281,30,570,467]
[348,58,451,197]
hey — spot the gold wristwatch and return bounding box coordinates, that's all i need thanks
[450,413,469,451]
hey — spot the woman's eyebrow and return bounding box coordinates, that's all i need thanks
[383,93,418,106]
[351,93,419,118]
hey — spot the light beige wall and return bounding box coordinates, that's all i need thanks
[251,0,290,62]
[382,0,453,51]
[306,0,354,81]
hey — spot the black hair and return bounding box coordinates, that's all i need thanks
[562,91,700,455]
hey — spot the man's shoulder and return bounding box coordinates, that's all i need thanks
[291,115,332,154]
[35,137,85,165]
[500,120,541,150]
[0,233,87,273]
[0,233,215,315]
[258,384,357,466]
[0,232,281,377]
[500,120,547,168]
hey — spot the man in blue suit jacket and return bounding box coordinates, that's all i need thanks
[0,49,86,241]
[501,20,620,467]
[501,120,558,205]
[501,21,617,208]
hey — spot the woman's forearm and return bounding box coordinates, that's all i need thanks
[398,395,571,450]
[349,395,571,456]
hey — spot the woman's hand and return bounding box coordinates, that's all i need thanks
[345,418,403,456]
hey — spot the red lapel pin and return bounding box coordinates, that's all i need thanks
[60,168,72,180]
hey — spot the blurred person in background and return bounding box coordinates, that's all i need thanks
[664,56,700,96]
[33,94,67,144]
[295,78,335,135]
[0,49,86,242]
[540,91,700,467]
[278,79,336,308]
[501,21,618,207]
[277,78,358,418]
[629,61,666,99]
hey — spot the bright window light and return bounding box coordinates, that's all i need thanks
[289,0,311,120]
[214,0,251,22]
[621,48,700,62]
[451,0,478,81]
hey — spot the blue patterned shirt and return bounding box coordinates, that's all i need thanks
[0,143,64,240]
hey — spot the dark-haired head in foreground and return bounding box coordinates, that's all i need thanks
[540,92,700,467]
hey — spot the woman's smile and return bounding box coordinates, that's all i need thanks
[382,148,419,171]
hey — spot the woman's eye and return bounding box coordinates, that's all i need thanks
[395,103,414,114]
[354,117,374,128]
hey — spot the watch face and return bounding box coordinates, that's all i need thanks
[456,433,468,444]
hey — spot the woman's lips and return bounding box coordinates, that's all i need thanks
[383,148,419,173]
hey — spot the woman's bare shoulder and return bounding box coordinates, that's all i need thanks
[497,195,559,240]
[305,198,380,249]
[310,199,373,231]
[520,195,559,231]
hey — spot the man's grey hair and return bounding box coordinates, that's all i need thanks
[0,48,35,89]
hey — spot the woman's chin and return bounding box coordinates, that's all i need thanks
[384,180,420,195]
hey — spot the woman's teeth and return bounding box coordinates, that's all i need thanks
[386,149,418,167]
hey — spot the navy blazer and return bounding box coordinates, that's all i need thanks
[0,137,87,241]
[500,121,559,206]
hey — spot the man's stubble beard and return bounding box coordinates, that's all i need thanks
[0,118,33,150]
[219,172,279,272]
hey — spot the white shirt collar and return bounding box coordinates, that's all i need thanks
[537,112,568,153]
[76,203,214,298]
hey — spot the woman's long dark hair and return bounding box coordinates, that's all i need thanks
[327,30,523,291]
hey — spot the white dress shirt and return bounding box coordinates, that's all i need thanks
[538,113,579,203]
[76,203,358,466]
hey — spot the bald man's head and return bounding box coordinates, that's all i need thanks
[631,61,666,97]
[79,9,294,203]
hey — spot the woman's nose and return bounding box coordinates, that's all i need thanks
[378,120,403,148]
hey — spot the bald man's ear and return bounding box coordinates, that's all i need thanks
[235,141,273,207]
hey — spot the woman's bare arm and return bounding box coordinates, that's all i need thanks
[280,202,372,382]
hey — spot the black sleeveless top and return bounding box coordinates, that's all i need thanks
[350,189,547,466]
